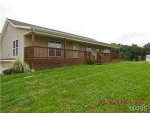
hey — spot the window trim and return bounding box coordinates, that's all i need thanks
[12,39,19,56]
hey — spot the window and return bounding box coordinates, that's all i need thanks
[96,48,99,52]
[48,41,55,56]
[55,42,61,56]
[84,46,92,56]
[13,39,18,56]
[48,41,62,56]
[86,47,92,52]
[73,44,79,58]
[49,41,55,47]
[103,49,110,58]
[104,49,110,53]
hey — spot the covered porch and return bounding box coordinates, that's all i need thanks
[24,32,120,70]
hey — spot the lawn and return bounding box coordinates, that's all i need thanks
[1,62,150,113]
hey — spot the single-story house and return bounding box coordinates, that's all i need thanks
[0,18,120,73]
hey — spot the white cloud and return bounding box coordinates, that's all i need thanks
[114,32,150,46]
[1,0,150,46]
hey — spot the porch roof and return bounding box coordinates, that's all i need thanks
[29,29,119,48]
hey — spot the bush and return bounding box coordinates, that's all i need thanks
[2,59,31,75]
[2,68,13,75]
[138,55,142,61]
[12,58,31,73]
[87,59,94,65]
[132,59,136,61]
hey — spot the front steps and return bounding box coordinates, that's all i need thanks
[95,60,103,65]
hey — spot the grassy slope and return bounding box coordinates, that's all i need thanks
[1,62,150,113]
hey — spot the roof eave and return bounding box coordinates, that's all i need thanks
[7,19,31,29]
[14,25,31,29]
[32,28,119,48]
[0,20,9,43]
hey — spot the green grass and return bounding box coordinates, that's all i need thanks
[1,62,150,113]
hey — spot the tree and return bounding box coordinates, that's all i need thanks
[113,42,150,61]
[143,43,150,56]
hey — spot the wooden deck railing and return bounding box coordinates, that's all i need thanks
[24,46,120,64]
[24,46,94,60]
[99,53,119,59]
[90,53,95,61]
[98,53,120,62]
[97,52,102,62]
[24,46,120,70]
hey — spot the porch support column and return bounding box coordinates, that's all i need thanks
[99,45,101,53]
[84,42,87,60]
[119,48,121,61]
[31,32,35,71]
[98,45,102,62]
[64,38,66,59]
[110,47,112,61]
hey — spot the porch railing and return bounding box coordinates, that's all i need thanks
[24,46,120,62]
[89,52,95,61]
[97,52,102,62]
[24,46,94,60]
[98,53,120,59]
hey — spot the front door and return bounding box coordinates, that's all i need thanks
[73,44,78,58]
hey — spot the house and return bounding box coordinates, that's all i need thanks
[146,55,150,62]
[0,18,120,73]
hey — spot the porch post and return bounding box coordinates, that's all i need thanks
[110,47,112,61]
[99,45,101,53]
[64,38,66,59]
[98,45,102,62]
[31,32,35,70]
[119,48,121,61]
[84,42,87,60]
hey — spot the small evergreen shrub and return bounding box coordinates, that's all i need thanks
[87,59,94,65]
[2,68,13,75]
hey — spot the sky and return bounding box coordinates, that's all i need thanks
[0,0,150,46]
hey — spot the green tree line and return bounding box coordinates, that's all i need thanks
[112,43,150,61]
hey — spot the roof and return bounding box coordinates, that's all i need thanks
[1,18,119,48]
[7,19,96,41]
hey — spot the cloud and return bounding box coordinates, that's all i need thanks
[0,0,150,46]
[115,32,150,46]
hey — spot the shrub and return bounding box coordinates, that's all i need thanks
[2,68,13,75]
[87,59,94,65]
[12,58,31,73]
[138,55,142,61]
[132,59,136,61]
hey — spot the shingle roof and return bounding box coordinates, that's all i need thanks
[7,18,51,30]
[7,18,96,41]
